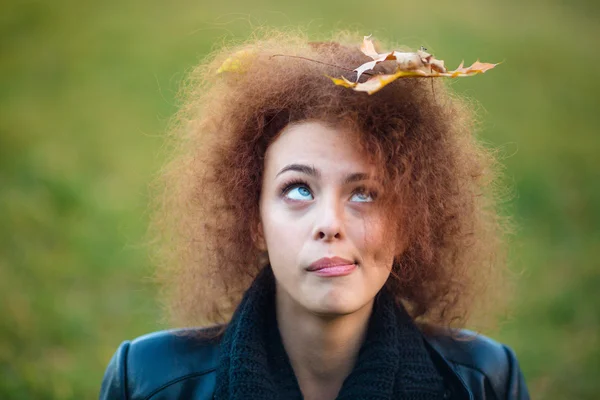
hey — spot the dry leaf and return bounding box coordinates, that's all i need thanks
[332,36,499,94]
[360,35,380,59]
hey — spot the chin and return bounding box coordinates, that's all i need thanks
[307,289,369,316]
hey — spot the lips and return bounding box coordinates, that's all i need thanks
[307,256,355,271]
[307,257,357,277]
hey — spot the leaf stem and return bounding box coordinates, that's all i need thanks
[269,54,375,77]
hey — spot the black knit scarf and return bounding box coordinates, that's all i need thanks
[214,266,445,399]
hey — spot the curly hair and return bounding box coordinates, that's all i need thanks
[151,30,511,333]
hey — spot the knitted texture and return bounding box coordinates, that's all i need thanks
[214,266,445,400]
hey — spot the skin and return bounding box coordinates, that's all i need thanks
[258,120,398,400]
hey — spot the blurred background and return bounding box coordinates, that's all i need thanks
[1,0,599,398]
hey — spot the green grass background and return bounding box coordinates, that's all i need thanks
[1,0,599,398]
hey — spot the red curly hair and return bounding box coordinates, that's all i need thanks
[151,30,511,333]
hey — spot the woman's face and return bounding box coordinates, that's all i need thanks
[259,120,397,316]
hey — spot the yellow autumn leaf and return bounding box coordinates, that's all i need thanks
[216,49,255,74]
[331,70,422,95]
[328,76,356,88]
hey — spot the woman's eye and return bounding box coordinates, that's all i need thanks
[350,190,374,203]
[285,185,313,201]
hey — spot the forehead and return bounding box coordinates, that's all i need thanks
[264,120,373,174]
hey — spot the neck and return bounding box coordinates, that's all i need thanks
[275,285,374,400]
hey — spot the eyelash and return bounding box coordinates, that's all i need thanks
[280,178,309,196]
[279,178,378,200]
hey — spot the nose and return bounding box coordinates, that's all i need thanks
[312,195,345,241]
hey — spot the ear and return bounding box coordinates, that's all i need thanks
[251,219,267,251]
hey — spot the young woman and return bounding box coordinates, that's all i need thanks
[100,32,529,399]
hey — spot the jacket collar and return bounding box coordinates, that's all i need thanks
[422,335,473,400]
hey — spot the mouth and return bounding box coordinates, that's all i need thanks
[307,256,357,277]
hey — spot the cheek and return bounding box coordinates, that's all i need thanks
[261,206,303,265]
[350,213,396,258]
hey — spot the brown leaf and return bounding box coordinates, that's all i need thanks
[331,36,499,94]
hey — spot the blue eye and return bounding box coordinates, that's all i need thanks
[285,185,313,201]
[350,190,374,203]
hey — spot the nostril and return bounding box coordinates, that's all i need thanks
[318,232,325,239]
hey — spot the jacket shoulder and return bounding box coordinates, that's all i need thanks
[99,327,221,400]
[425,329,529,400]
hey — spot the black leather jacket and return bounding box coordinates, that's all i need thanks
[100,328,530,400]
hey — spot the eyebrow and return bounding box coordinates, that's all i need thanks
[275,163,372,184]
[276,164,320,178]
[343,172,371,185]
